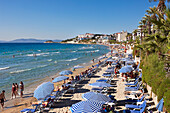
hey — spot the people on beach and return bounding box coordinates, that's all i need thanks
[0,90,6,110]
[114,66,118,77]
[11,83,16,99]
[15,83,19,96]
[19,81,24,98]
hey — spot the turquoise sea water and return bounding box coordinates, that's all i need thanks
[0,43,109,96]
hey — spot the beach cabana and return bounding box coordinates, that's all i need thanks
[34,82,54,100]
[52,76,69,83]
[82,92,111,103]
[70,100,103,113]
[59,70,73,75]
[89,82,113,87]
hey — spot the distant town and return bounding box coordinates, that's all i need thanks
[56,28,143,44]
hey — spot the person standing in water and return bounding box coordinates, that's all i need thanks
[15,83,19,96]
[19,81,24,98]
[11,83,16,99]
[0,90,6,110]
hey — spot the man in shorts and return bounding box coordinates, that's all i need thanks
[0,90,6,110]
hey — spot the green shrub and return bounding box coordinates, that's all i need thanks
[142,53,169,111]
[164,89,170,112]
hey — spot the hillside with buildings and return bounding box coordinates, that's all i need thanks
[61,31,133,44]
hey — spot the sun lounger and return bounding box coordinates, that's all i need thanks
[125,80,138,86]
[125,95,145,103]
[125,100,146,109]
[21,104,39,113]
[125,84,141,91]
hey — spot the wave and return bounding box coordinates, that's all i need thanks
[47,59,52,62]
[10,64,49,74]
[79,46,94,50]
[37,65,48,68]
[52,52,60,54]
[26,52,50,57]
[10,68,32,74]
[0,67,10,70]
[71,50,77,53]
[83,50,99,53]
[63,58,78,62]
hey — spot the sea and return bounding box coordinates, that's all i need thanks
[0,43,110,97]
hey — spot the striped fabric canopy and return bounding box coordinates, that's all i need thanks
[82,92,111,102]
[70,100,103,113]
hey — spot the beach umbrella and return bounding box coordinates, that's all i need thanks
[70,100,103,113]
[73,65,84,69]
[59,70,73,75]
[156,98,164,112]
[89,82,113,87]
[119,66,133,73]
[82,92,111,102]
[34,82,54,100]
[52,76,69,83]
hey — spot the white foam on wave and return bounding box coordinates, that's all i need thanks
[83,50,99,53]
[37,65,48,68]
[54,61,57,63]
[47,59,52,62]
[63,58,78,62]
[71,50,77,53]
[26,52,50,57]
[10,68,32,74]
[52,52,60,54]
[79,46,94,50]
[0,67,10,70]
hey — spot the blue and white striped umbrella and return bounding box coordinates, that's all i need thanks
[59,70,73,75]
[89,82,113,87]
[70,100,103,113]
[156,98,164,112]
[34,82,54,100]
[52,76,69,83]
[82,92,111,102]
[73,65,84,69]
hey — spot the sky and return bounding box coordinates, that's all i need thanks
[0,0,160,41]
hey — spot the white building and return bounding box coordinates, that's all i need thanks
[115,31,128,42]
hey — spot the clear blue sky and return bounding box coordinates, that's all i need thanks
[0,0,159,41]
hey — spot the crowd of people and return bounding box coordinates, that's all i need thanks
[11,81,24,99]
[0,81,24,110]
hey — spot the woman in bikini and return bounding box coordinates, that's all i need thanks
[11,83,16,99]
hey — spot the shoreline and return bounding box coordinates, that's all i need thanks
[1,47,110,113]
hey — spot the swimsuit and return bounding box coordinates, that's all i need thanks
[0,98,4,103]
